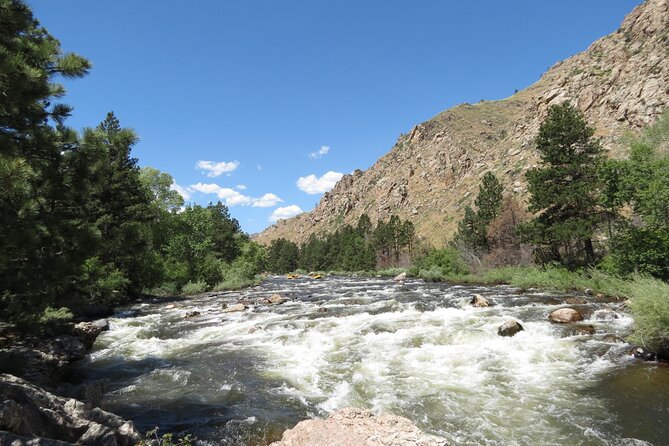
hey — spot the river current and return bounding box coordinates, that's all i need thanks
[73,276,668,445]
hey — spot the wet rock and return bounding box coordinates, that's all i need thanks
[318,307,328,313]
[565,324,596,336]
[497,320,524,337]
[270,407,450,446]
[564,297,587,305]
[184,311,201,319]
[49,336,86,362]
[266,294,288,305]
[0,374,140,445]
[73,321,106,349]
[548,308,583,323]
[633,347,657,361]
[393,272,407,282]
[584,288,594,295]
[603,334,625,344]
[594,308,619,321]
[222,303,246,313]
[470,294,490,307]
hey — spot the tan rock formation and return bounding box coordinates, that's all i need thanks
[257,0,669,247]
[270,407,450,446]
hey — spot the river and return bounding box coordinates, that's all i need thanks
[72,276,669,445]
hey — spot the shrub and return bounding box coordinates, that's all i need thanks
[147,282,179,296]
[412,248,469,277]
[181,281,208,295]
[213,275,262,291]
[39,306,74,324]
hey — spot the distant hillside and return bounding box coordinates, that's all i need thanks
[257,0,669,247]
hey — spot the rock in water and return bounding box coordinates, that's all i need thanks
[497,320,524,337]
[471,294,490,307]
[270,407,450,446]
[267,294,288,305]
[73,321,106,349]
[548,308,583,323]
[393,272,407,282]
[633,347,656,361]
[184,311,201,319]
[564,297,587,305]
[603,334,625,344]
[0,374,140,445]
[222,303,247,313]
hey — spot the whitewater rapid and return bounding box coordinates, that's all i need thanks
[73,276,667,445]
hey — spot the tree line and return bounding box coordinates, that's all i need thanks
[265,215,415,274]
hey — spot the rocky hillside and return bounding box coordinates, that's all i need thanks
[258,0,669,247]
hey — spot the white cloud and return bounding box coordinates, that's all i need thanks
[196,160,240,177]
[252,193,283,208]
[190,182,282,207]
[296,171,344,194]
[270,205,303,222]
[308,145,330,159]
[170,183,192,200]
[236,184,247,190]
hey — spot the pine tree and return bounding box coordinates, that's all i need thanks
[521,102,604,268]
[453,172,502,252]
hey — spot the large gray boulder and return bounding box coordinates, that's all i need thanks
[0,374,139,446]
[270,407,450,446]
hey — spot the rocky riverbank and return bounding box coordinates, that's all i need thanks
[0,320,140,445]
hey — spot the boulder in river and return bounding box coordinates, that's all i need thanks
[602,334,625,344]
[470,294,491,307]
[393,272,407,282]
[564,324,596,336]
[270,407,450,446]
[267,294,288,305]
[497,320,524,337]
[0,373,140,445]
[222,303,247,313]
[73,320,108,349]
[548,308,583,323]
[633,347,656,361]
[564,297,587,305]
[594,308,619,320]
[184,311,201,319]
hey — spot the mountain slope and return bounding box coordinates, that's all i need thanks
[258,0,669,247]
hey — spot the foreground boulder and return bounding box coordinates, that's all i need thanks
[73,320,108,349]
[270,407,449,446]
[497,320,524,337]
[0,374,139,446]
[548,308,583,323]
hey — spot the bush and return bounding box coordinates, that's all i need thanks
[181,281,208,295]
[39,306,74,324]
[627,276,669,353]
[147,282,180,296]
[213,275,263,291]
[411,248,469,277]
[79,257,131,305]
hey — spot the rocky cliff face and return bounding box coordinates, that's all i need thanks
[258,0,669,247]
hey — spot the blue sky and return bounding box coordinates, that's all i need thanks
[29,0,641,234]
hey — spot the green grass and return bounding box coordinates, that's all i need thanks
[627,276,669,351]
[181,281,208,295]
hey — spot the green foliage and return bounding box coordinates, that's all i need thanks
[138,427,193,446]
[38,306,73,324]
[453,172,503,252]
[78,257,131,305]
[411,248,469,278]
[181,281,208,295]
[601,112,669,279]
[139,167,184,212]
[627,276,669,352]
[266,238,299,273]
[520,102,605,268]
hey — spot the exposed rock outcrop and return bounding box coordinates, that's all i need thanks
[270,407,450,446]
[0,374,139,446]
[257,0,669,247]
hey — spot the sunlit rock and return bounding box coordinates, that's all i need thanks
[548,308,583,323]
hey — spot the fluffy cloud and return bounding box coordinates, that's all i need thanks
[196,160,240,177]
[308,145,330,159]
[236,184,247,190]
[170,183,192,200]
[190,182,282,208]
[296,171,344,194]
[270,205,303,222]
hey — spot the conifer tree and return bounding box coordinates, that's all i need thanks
[521,102,604,268]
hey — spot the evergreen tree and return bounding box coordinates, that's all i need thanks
[453,172,503,252]
[520,102,604,268]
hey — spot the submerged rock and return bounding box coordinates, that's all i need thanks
[184,311,201,319]
[548,308,583,323]
[633,347,656,361]
[270,407,450,446]
[564,297,587,305]
[602,334,625,344]
[594,308,620,320]
[470,294,490,307]
[0,374,140,445]
[266,294,288,305]
[497,320,524,337]
[222,303,247,313]
[564,324,596,336]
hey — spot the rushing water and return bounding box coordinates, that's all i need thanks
[73,276,669,445]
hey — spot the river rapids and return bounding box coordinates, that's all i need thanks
[72,276,668,445]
